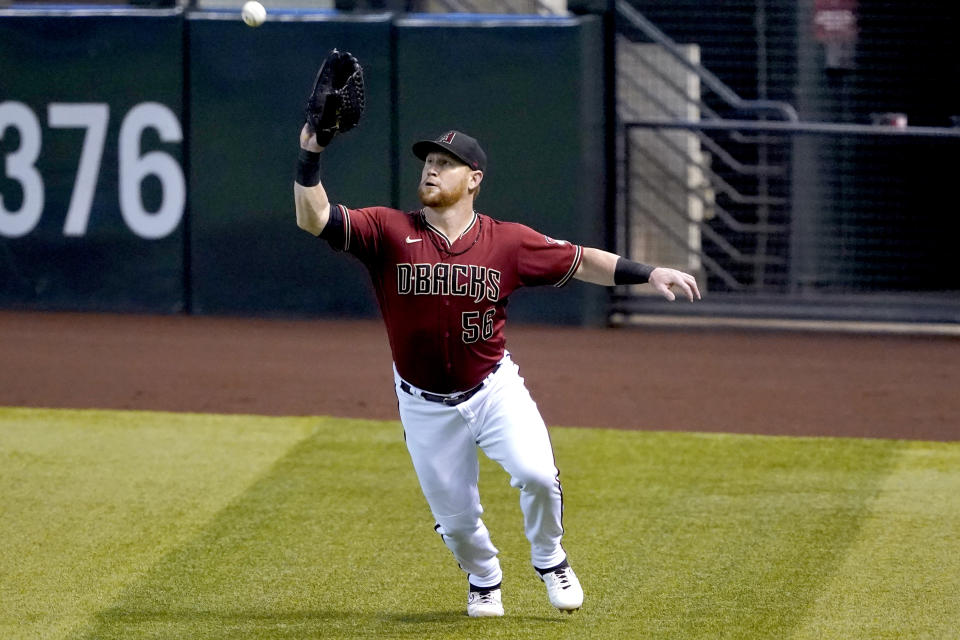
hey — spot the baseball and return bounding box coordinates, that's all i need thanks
[241,0,266,27]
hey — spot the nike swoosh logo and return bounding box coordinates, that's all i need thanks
[405,236,423,244]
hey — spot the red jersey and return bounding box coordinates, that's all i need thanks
[321,205,583,393]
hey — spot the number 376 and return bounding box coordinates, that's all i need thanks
[0,101,185,240]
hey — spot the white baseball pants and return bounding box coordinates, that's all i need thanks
[394,354,566,589]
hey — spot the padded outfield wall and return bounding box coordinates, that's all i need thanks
[0,7,607,325]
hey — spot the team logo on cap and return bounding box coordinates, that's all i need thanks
[438,131,457,144]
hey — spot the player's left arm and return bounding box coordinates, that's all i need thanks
[574,247,701,302]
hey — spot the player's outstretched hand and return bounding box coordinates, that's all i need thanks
[649,267,701,302]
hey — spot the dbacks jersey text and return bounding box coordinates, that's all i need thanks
[321,205,582,393]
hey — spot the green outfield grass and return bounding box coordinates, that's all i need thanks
[1,407,958,640]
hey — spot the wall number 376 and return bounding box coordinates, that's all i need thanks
[0,101,185,240]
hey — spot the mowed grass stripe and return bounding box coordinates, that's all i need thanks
[72,415,452,640]
[794,440,960,639]
[2,408,958,639]
[0,408,317,640]
[550,429,906,639]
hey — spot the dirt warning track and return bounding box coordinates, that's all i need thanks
[1,311,956,441]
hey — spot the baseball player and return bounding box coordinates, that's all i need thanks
[294,55,699,617]
[294,123,700,616]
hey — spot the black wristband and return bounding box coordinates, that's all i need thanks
[614,257,655,285]
[295,148,321,187]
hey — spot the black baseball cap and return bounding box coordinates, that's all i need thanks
[412,131,487,173]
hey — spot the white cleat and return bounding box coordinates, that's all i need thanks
[467,587,504,618]
[538,563,583,613]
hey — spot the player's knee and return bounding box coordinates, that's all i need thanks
[510,467,560,495]
[435,508,483,537]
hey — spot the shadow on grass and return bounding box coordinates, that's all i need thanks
[75,605,570,639]
[377,609,466,624]
[379,610,567,624]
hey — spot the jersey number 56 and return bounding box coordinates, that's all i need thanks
[461,308,495,344]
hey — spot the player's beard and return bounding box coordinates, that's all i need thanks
[418,177,469,208]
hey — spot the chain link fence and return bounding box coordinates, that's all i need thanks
[613,0,960,327]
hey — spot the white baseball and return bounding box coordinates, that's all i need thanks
[241,1,266,27]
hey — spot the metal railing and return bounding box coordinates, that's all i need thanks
[616,0,797,122]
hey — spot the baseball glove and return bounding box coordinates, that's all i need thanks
[304,49,365,147]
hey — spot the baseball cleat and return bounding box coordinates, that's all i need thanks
[467,587,504,618]
[537,561,583,612]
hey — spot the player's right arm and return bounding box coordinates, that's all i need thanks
[294,123,331,236]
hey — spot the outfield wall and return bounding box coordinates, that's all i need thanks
[0,7,607,325]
